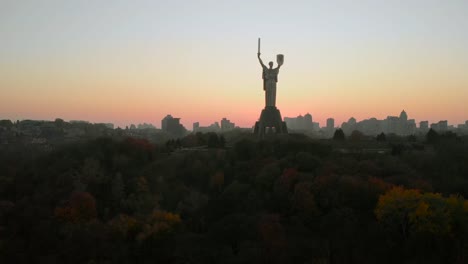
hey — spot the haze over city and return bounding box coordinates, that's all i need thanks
[1,0,468,128]
[4,2,468,263]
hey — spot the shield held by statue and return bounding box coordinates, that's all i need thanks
[276,54,284,66]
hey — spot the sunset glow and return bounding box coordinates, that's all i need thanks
[1,1,468,128]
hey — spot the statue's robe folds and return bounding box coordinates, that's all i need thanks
[262,66,279,107]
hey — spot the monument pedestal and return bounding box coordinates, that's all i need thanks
[254,106,288,136]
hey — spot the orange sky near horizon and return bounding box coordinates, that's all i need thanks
[1,1,468,129]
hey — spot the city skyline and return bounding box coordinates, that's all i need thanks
[2,1,468,128]
[4,108,466,133]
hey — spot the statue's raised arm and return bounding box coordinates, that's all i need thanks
[257,53,266,68]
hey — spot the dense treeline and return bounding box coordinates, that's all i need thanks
[0,131,467,263]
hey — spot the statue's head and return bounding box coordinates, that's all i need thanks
[268,61,273,68]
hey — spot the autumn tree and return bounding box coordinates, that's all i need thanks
[55,192,97,223]
[258,214,287,264]
[137,210,181,242]
[376,187,468,238]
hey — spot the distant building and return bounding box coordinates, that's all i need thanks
[104,123,114,129]
[384,116,399,134]
[431,120,448,132]
[326,118,334,130]
[193,122,200,131]
[358,118,382,135]
[284,113,314,131]
[70,120,90,124]
[439,120,448,131]
[420,121,429,132]
[284,117,295,129]
[221,118,235,131]
[312,122,320,131]
[137,123,155,129]
[400,110,408,121]
[380,110,415,135]
[161,115,173,131]
[320,118,335,137]
[341,117,357,134]
[194,121,221,133]
[340,110,416,136]
[406,119,417,134]
[304,113,313,130]
[161,115,186,136]
[296,115,304,129]
[457,121,468,135]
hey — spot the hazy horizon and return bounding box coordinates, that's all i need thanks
[2,0,468,128]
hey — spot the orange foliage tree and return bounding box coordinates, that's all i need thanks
[108,214,139,238]
[136,210,181,242]
[54,192,97,223]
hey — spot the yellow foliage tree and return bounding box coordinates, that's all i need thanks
[376,187,468,239]
[108,214,139,238]
[375,187,421,238]
[137,210,181,242]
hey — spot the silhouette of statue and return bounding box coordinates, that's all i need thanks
[257,53,283,107]
[254,38,288,136]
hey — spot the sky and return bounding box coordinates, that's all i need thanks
[1,0,468,129]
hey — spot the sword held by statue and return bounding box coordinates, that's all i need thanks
[258,37,261,54]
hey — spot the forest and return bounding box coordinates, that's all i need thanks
[0,129,467,264]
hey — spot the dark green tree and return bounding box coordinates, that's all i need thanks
[207,133,220,148]
[376,132,386,142]
[333,129,346,141]
[426,128,439,144]
[219,135,226,148]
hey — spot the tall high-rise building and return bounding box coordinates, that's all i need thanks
[161,114,173,131]
[193,122,200,131]
[438,120,448,131]
[326,118,335,129]
[419,121,429,131]
[341,117,357,134]
[304,113,313,130]
[161,115,186,136]
[399,110,408,121]
[221,118,235,131]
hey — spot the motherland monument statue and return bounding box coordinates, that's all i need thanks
[254,38,288,136]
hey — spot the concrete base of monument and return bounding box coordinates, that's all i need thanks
[254,106,288,136]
